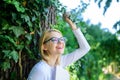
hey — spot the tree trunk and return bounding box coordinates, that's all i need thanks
[40,6,56,31]
[24,6,56,80]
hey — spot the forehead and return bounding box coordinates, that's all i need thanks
[48,31,62,38]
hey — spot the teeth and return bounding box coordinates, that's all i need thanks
[59,47,62,48]
[57,47,62,49]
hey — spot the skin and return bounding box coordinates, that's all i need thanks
[42,32,65,66]
[43,17,77,67]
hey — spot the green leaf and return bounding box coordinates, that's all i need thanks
[3,0,25,13]
[10,50,19,63]
[17,44,24,50]
[3,50,19,63]
[10,26,25,38]
[12,13,17,20]
[13,1,25,13]
[3,50,11,59]
[25,33,32,41]
[21,14,32,27]
[1,61,10,71]
[3,0,12,3]
[21,15,30,22]
[32,16,36,21]
[28,21,32,27]
[5,35,16,46]
[2,23,9,30]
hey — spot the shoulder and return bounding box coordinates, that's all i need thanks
[27,61,51,80]
[29,61,51,75]
[32,61,50,73]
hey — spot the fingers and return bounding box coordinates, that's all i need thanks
[63,12,71,22]
[63,12,70,18]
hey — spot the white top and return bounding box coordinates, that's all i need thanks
[27,28,90,80]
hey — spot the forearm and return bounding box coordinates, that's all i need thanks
[73,28,90,51]
[67,18,90,50]
[67,19,90,50]
[66,19,77,30]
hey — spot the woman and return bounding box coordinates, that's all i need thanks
[27,14,90,80]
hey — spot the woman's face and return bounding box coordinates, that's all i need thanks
[43,31,66,56]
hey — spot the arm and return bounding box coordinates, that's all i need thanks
[61,13,91,68]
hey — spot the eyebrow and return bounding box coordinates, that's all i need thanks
[44,37,56,44]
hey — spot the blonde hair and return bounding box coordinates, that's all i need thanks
[39,29,62,65]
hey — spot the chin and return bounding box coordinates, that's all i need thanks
[56,48,64,54]
[57,51,64,54]
[60,51,64,54]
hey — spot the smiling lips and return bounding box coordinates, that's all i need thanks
[56,46,64,49]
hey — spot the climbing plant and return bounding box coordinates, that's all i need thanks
[0,0,62,80]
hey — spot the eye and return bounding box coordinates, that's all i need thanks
[51,38,58,42]
[60,37,67,42]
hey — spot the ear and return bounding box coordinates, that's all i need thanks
[42,44,48,50]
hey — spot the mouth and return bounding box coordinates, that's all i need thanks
[56,46,64,49]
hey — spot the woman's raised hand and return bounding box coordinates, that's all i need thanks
[63,12,77,30]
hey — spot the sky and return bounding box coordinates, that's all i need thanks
[59,0,120,33]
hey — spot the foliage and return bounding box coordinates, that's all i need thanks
[0,0,37,71]
[69,24,120,80]
[55,8,120,79]
[0,0,62,79]
[94,0,120,15]
[94,0,120,34]
[113,20,120,33]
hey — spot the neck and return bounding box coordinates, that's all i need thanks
[47,54,60,67]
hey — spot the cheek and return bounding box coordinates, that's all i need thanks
[47,43,57,50]
[62,43,66,48]
[46,42,66,52]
